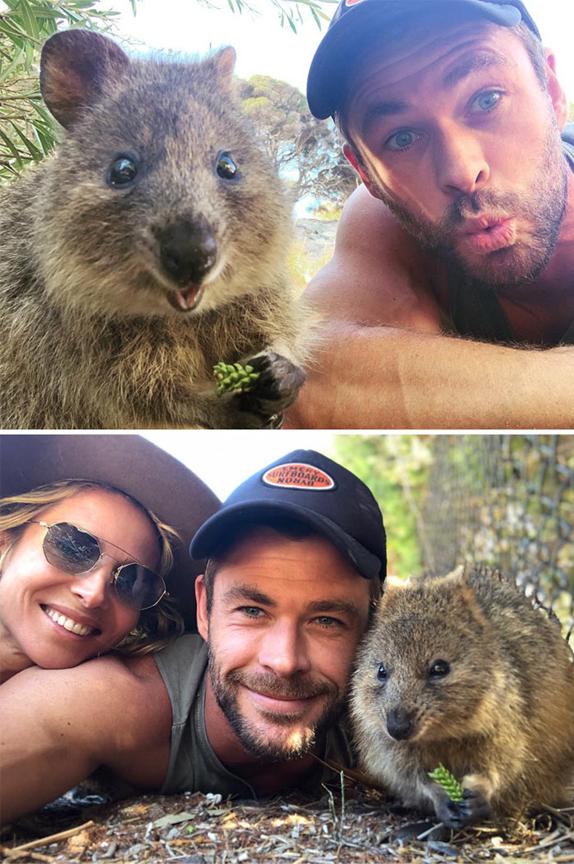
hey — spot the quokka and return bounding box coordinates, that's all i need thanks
[351,566,574,828]
[0,30,308,428]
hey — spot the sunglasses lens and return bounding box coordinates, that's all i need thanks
[43,523,101,574]
[114,564,165,610]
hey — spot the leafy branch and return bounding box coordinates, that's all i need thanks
[428,764,465,803]
[0,0,130,183]
[200,0,337,32]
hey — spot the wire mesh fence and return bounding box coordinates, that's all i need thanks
[419,435,574,630]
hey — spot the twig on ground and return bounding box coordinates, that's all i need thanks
[1,820,95,856]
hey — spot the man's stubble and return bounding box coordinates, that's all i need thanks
[363,109,568,290]
[207,644,346,762]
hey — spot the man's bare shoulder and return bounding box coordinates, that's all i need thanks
[335,184,415,253]
[304,185,443,332]
[3,650,160,691]
[1,652,170,757]
[1,653,172,821]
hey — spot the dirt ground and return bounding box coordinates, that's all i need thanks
[2,780,574,864]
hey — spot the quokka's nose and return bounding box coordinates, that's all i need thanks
[156,219,217,286]
[386,708,415,740]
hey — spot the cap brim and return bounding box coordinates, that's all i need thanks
[307,0,523,119]
[190,500,383,580]
[0,434,220,627]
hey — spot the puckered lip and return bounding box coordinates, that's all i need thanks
[457,214,517,255]
[460,214,513,235]
[41,602,101,633]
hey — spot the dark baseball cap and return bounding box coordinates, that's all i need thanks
[307,0,541,119]
[190,449,386,581]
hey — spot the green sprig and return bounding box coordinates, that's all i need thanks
[214,361,260,396]
[428,763,464,803]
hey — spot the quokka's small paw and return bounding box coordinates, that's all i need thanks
[234,352,306,428]
[434,788,492,829]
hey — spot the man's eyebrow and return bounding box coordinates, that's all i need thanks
[222,585,276,607]
[361,99,410,137]
[360,50,508,137]
[305,599,362,619]
[442,50,508,90]
[219,588,361,619]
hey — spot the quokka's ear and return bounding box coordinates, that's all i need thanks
[40,30,130,129]
[211,46,236,91]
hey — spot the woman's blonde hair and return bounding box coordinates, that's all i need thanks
[0,479,185,656]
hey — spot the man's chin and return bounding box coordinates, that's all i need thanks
[236,716,319,762]
[230,693,343,762]
[444,243,550,288]
[238,696,323,755]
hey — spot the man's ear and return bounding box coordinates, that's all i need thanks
[195,574,209,641]
[543,49,569,130]
[343,143,382,200]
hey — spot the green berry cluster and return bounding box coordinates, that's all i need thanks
[428,764,464,802]
[214,361,260,396]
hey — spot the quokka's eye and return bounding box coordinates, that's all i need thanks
[216,151,239,181]
[107,155,139,188]
[377,663,387,681]
[429,659,450,678]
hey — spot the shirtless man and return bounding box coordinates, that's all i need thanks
[287,0,574,429]
[1,449,386,823]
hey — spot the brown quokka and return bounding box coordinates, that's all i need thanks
[351,566,574,829]
[0,30,308,429]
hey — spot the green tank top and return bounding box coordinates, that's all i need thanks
[153,633,355,796]
[447,126,574,345]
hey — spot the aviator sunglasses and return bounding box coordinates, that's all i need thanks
[29,520,167,610]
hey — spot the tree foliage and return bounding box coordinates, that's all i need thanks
[0,0,130,183]
[334,435,432,579]
[238,73,358,209]
[1,0,352,207]
[204,0,337,34]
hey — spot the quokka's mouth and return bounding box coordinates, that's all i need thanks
[166,284,205,313]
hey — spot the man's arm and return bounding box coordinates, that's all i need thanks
[0,655,171,824]
[287,186,574,429]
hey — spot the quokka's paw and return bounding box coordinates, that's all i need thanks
[434,788,493,829]
[233,352,306,428]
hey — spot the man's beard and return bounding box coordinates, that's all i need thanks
[208,647,345,762]
[366,118,568,289]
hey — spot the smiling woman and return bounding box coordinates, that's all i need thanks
[0,481,179,682]
[0,435,221,684]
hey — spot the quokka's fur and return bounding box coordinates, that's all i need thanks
[0,30,308,429]
[351,566,574,828]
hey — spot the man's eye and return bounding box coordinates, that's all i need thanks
[384,130,421,152]
[314,616,343,628]
[239,606,264,618]
[470,90,502,113]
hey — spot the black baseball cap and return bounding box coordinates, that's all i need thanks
[307,0,541,119]
[190,449,386,581]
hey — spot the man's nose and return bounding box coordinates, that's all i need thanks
[69,565,112,609]
[435,124,490,198]
[258,621,311,678]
